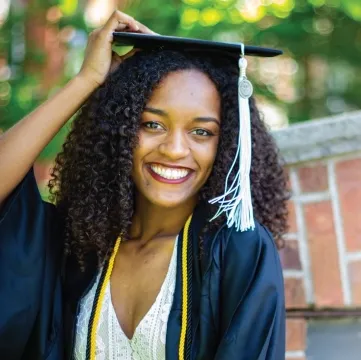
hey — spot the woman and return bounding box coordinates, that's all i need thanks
[0,10,288,360]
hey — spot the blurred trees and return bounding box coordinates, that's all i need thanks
[128,0,361,123]
[1,0,361,159]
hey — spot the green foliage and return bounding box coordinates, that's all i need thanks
[1,0,361,160]
[129,0,361,122]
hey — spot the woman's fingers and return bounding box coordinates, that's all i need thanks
[96,10,157,41]
[78,10,157,85]
[104,10,139,34]
[135,20,158,35]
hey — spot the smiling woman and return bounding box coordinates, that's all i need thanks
[133,70,220,209]
[0,10,288,360]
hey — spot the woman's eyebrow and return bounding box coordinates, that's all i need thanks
[144,107,167,116]
[194,117,220,126]
[144,107,220,126]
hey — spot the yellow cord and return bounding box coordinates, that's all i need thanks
[89,236,121,360]
[178,214,192,360]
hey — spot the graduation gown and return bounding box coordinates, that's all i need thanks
[0,168,285,360]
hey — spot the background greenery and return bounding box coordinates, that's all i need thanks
[1,0,361,159]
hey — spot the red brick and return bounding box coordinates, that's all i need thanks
[287,200,297,233]
[284,167,291,187]
[286,318,307,352]
[284,277,306,308]
[280,240,302,270]
[298,164,328,193]
[349,261,361,305]
[336,158,361,252]
[304,201,344,307]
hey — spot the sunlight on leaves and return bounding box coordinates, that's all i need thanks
[342,1,361,21]
[181,7,200,26]
[242,5,266,22]
[182,0,206,7]
[269,0,295,18]
[214,0,237,9]
[199,7,224,26]
[308,0,326,7]
[59,0,78,16]
[227,7,244,24]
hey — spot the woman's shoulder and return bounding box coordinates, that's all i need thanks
[213,220,277,259]
[0,167,59,221]
[205,220,282,282]
[0,167,63,255]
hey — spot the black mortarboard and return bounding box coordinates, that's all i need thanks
[113,32,282,57]
[113,32,283,232]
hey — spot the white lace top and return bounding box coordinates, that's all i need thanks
[74,237,178,360]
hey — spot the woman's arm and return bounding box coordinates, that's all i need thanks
[0,10,152,206]
[0,76,96,204]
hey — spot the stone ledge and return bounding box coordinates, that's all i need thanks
[271,111,361,165]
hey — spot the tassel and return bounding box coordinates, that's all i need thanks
[209,45,255,232]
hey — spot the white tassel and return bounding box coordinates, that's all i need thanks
[209,49,255,232]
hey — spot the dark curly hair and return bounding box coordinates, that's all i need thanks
[49,49,289,268]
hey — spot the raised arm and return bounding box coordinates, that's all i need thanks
[0,10,153,206]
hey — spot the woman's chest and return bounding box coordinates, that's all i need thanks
[73,240,179,359]
[110,240,177,339]
[74,277,175,360]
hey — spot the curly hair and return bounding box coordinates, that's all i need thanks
[49,50,289,268]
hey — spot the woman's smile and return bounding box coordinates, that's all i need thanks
[147,162,194,184]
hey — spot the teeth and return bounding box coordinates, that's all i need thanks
[150,164,190,180]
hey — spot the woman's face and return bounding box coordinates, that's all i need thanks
[132,69,221,209]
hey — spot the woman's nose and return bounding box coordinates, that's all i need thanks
[158,131,190,160]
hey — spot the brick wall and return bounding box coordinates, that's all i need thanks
[273,111,361,359]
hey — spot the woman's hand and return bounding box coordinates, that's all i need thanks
[78,10,155,88]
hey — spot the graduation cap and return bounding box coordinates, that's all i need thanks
[113,32,283,232]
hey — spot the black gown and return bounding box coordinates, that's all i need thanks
[0,168,285,360]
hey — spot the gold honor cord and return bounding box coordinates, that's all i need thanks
[87,237,121,360]
[178,214,193,360]
[85,213,193,360]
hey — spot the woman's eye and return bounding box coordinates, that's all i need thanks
[142,121,163,130]
[191,129,213,137]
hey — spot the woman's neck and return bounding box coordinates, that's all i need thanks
[129,193,197,244]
